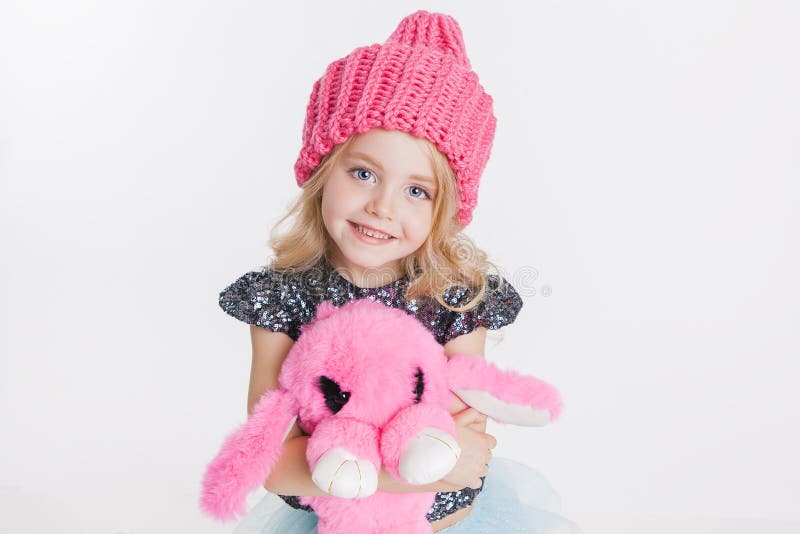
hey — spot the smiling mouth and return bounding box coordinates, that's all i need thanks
[349,221,396,240]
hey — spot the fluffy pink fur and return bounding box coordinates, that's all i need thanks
[200,299,562,533]
[448,354,563,421]
[200,389,298,520]
[282,301,452,435]
[308,491,434,532]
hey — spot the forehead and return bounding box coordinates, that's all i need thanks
[344,129,435,182]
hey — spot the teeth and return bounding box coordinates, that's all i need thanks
[356,224,392,240]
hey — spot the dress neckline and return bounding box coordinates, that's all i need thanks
[320,256,409,292]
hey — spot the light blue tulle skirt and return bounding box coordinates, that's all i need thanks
[233,458,581,534]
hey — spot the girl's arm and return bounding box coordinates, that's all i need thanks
[439,326,496,490]
[247,325,294,415]
[262,413,491,496]
[249,325,336,495]
[249,324,494,495]
[442,326,489,414]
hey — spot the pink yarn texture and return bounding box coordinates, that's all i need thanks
[294,10,496,226]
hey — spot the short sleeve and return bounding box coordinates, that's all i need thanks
[439,275,523,344]
[218,269,304,340]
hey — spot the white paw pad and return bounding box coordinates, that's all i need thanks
[311,447,378,499]
[399,428,461,485]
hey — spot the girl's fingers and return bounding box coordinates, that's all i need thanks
[453,407,486,426]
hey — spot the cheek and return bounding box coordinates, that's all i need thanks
[406,209,434,243]
[320,199,332,230]
[321,176,358,222]
[321,188,344,226]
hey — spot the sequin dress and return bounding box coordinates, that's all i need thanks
[218,256,523,347]
[218,258,581,533]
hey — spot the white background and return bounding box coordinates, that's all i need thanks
[2,1,799,533]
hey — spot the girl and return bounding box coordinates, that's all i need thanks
[218,10,580,533]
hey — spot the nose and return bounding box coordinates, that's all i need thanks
[366,185,394,220]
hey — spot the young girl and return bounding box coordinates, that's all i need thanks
[218,10,579,533]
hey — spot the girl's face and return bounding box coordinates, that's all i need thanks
[321,128,437,285]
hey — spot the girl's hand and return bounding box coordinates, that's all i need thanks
[441,408,496,490]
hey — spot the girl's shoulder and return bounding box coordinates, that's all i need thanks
[434,274,524,344]
[218,265,324,340]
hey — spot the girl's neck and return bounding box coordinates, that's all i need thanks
[325,251,405,289]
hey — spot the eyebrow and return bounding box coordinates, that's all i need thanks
[346,151,437,188]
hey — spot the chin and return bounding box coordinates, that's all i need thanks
[336,245,400,271]
[345,253,396,271]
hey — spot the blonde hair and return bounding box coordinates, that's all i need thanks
[267,134,502,312]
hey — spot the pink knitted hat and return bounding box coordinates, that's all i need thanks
[294,10,496,226]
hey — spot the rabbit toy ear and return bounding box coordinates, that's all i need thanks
[299,301,339,335]
[315,300,338,320]
[200,389,299,521]
[447,354,563,426]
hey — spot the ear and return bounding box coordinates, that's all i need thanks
[447,354,562,426]
[315,300,338,321]
[200,389,299,521]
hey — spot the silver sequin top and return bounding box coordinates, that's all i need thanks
[218,257,523,522]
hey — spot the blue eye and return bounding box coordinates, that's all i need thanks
[350,168,374,181]
[408,186,430,199]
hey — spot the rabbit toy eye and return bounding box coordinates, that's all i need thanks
[319,376,351,414]
[413,367,424,403]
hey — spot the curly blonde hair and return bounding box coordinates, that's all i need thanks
[266,134,502,312]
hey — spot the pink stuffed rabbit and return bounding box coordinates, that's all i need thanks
[201,298,562,533]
